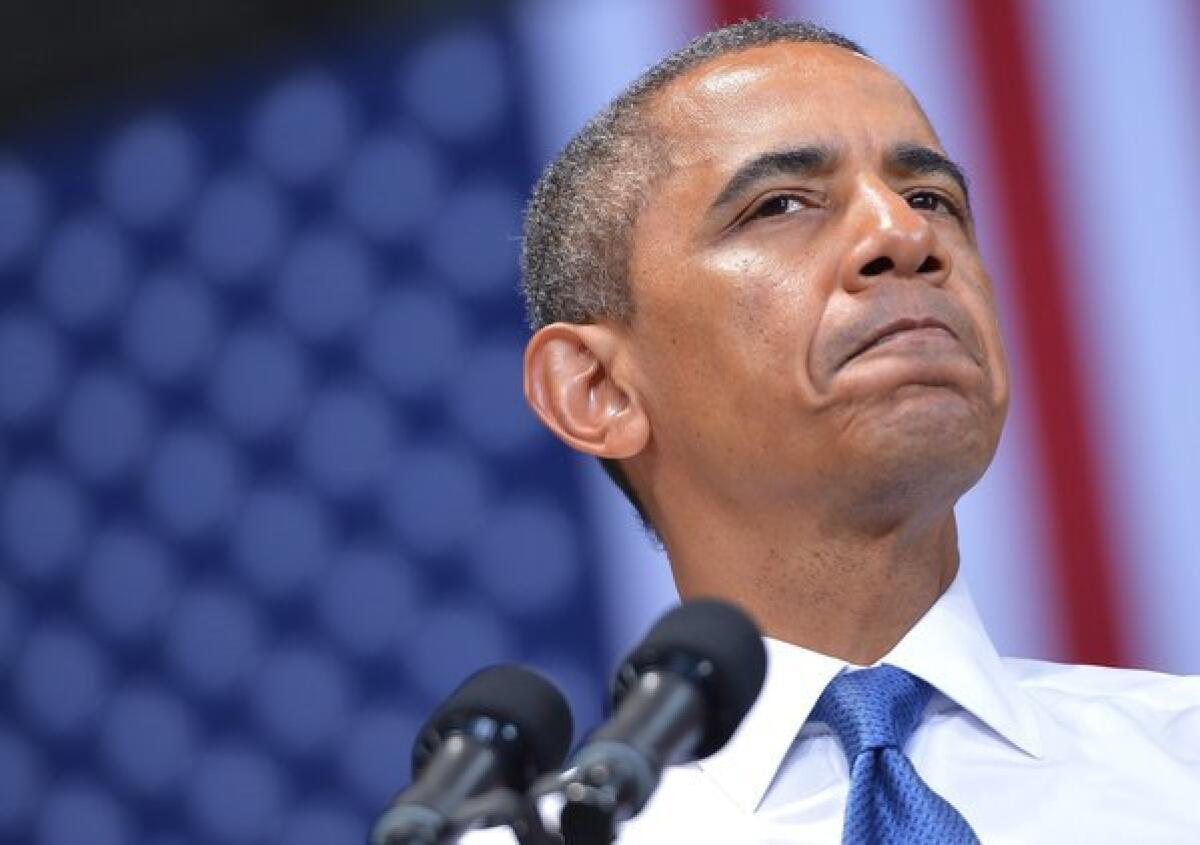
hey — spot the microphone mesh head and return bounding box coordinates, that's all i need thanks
[412,663,573,788]
[618,599,766,758]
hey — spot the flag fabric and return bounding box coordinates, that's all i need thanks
[0,1,1196,842]
[0,11,605,843]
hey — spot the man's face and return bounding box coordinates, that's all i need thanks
[623,43,1009,519]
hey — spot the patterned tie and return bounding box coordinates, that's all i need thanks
[811,664,980,845]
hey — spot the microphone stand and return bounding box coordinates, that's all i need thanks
[527,768,620,845]
[451,787,563,845]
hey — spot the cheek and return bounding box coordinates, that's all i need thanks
[987,318,1011,412]
[691,262,826,435]
[711,284,811,403]
[958,275,1010,412]
[632,238,828,432]
[702,243,821,344]
[964,261,1002,333]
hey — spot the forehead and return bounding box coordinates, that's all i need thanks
[649,42,941,169]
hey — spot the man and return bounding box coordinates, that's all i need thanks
[515,18,1199,843]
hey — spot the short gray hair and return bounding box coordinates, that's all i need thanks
[521,18,867,532]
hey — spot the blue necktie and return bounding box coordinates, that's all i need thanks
[811,664,980,845]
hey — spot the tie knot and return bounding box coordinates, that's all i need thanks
[811,665,933,760]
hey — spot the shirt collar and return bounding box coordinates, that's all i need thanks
[888,571,1043,761]
[696,570,1043,813]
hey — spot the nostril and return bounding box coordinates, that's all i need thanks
[917,255,942,274]
[860,256,893,276]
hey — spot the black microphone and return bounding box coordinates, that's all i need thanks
[371,663,574,845]
[552,599,767,843]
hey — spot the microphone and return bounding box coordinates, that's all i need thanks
[371,663,574,845]
[550,599,767,842]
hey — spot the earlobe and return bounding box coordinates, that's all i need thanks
[524,322,650,460]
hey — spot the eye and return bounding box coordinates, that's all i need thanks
[907,190,960,217]
[747,193,810,221]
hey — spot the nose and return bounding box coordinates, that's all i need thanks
[838,179,952,293]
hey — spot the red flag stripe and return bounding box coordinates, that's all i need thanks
[959,1,1127,665]
[710,0,766,26]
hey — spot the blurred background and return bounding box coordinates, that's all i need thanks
[0,0,1197,841]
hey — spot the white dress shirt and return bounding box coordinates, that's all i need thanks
[469,573,1200,843]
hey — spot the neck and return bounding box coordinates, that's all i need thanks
[659,494,961,666]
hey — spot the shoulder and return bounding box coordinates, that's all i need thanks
[1003,657,1200,749]
[1004,656,1200,703]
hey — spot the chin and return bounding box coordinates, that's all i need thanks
[845,386,1001,507]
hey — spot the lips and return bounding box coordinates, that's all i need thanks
[848,318,958,361]
[823,297,982,378]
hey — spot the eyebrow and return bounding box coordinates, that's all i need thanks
[887,143,971,208]
[709,145,836,211]
[707,141,971,214]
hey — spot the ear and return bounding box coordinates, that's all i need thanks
[524,322,650,460]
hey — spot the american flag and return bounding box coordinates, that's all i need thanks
[0,0,1195,841]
